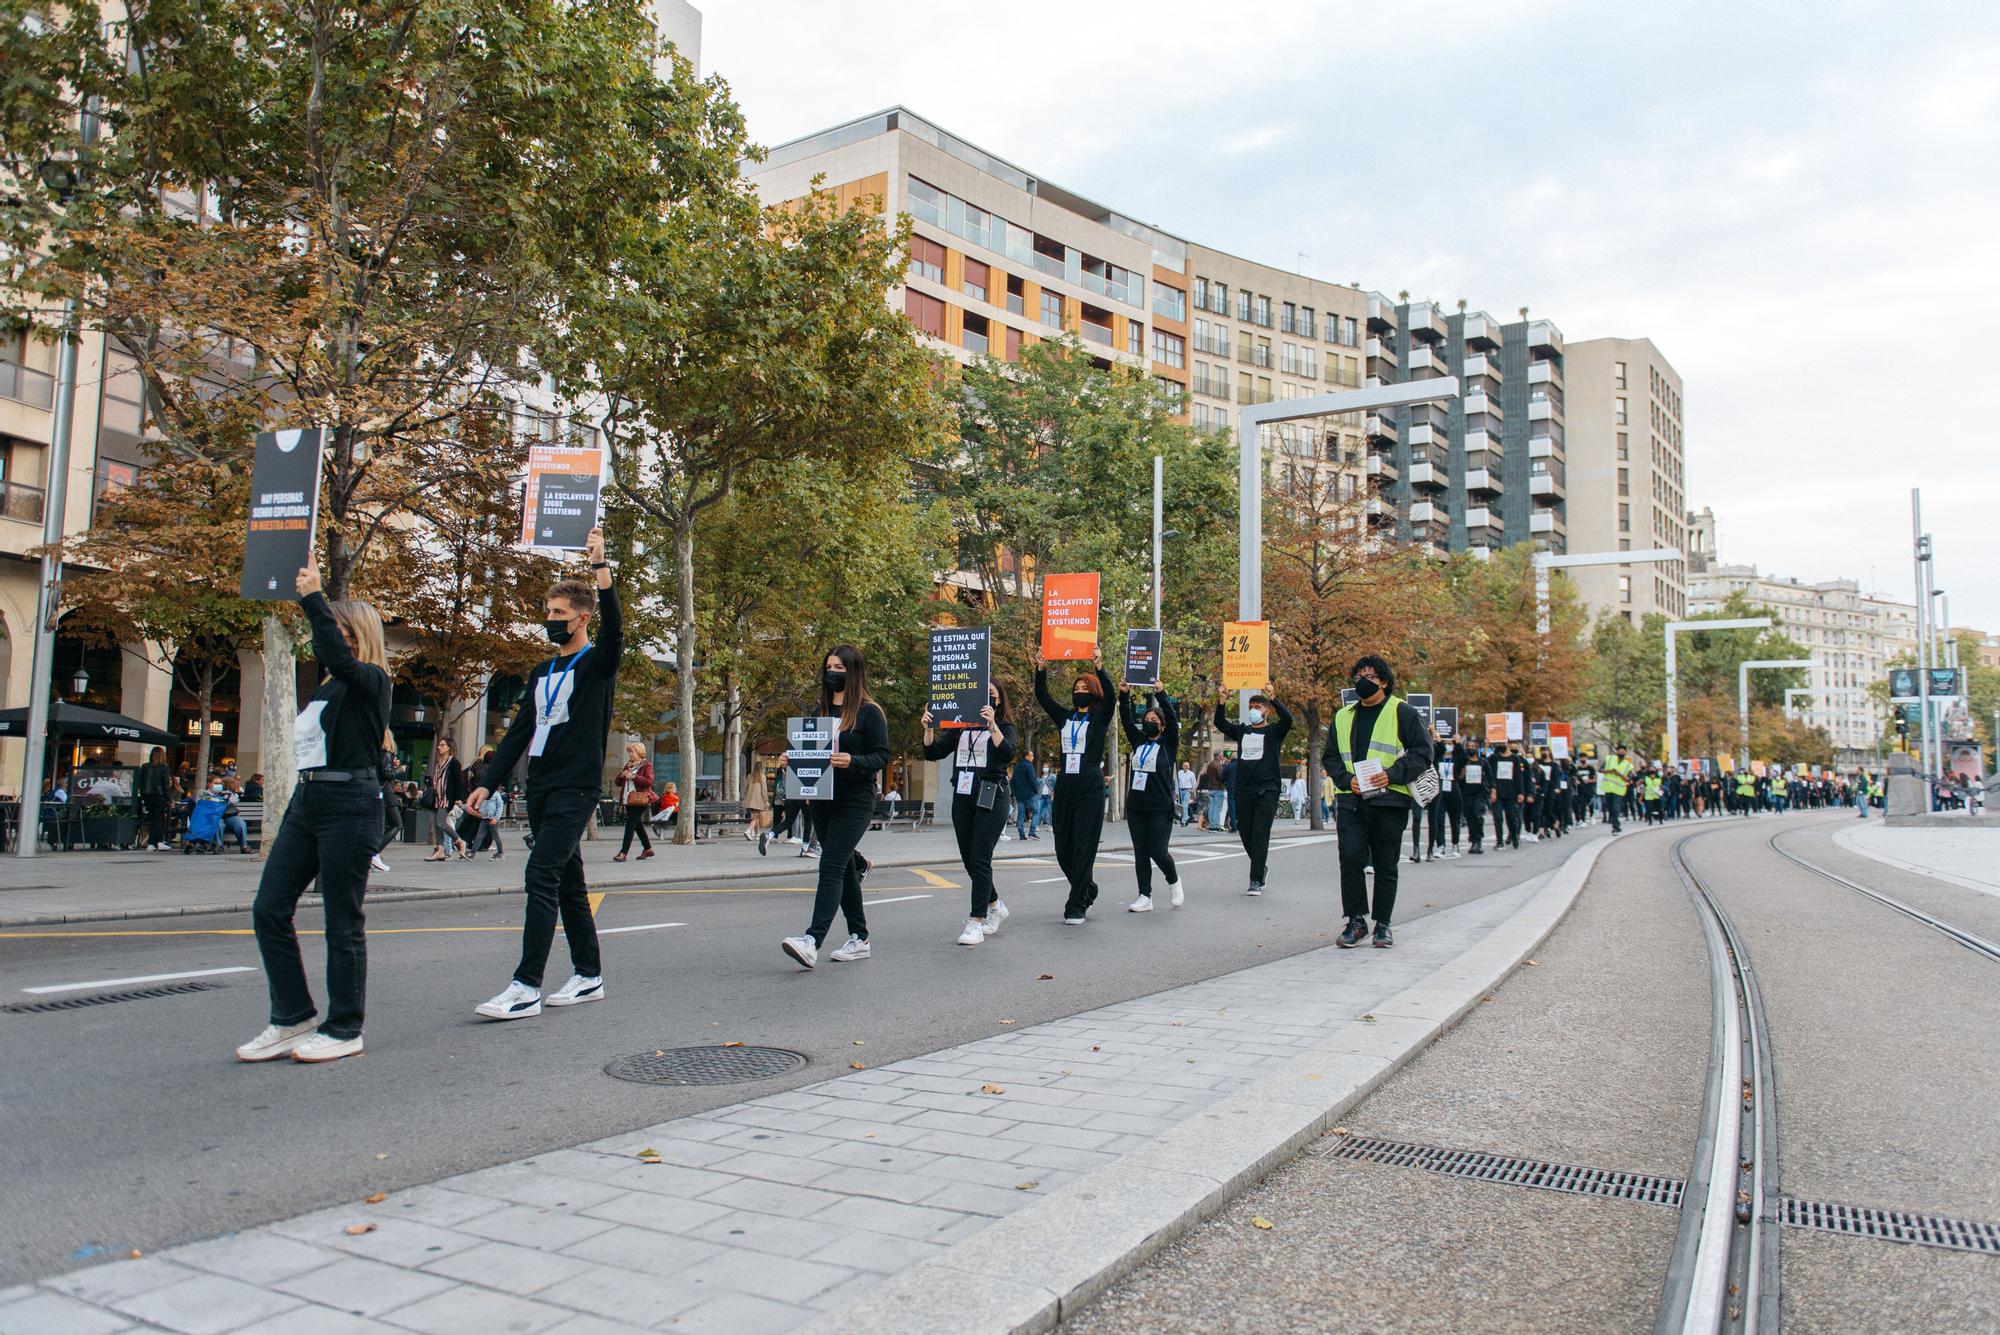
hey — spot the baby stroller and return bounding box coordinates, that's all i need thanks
[182,795,228,854]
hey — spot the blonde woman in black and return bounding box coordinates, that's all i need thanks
[921,680,1018,947]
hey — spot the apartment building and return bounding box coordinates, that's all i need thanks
[1563,337,1689,621]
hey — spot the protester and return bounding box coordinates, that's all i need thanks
[1010,749,1041,841]
[1119,683,1182,910]
[612,742,656,862]
[1600,743,1633,832]
[469,529,620,1020]
[1430,739,1462,858]
[236,561,390,1064]
[1214,685,1291,895]
[1491,742,1526,849]
[922,682,1018,947]
[136,746,173,851]
[1322,656,1433,948]
[1035,655,1116,924]
[780,645,890,968]
[1459,741,1489,854]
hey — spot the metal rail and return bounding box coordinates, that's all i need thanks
[1766,832,2000,966]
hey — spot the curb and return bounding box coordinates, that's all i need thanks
[0,827,1316,927]
[803,832,1618,1335]
[1831,824,2000,897]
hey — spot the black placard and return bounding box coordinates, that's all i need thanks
[1124,629,1162,688]
[1529,719,1551,749]
[1888,667,1919,701]
[1927,666,1961,698]
[1407,693,1433,734]
[241,428,323,600]
[786,715,837,801]
[927,627,990,729]
[1433,706,1458,741]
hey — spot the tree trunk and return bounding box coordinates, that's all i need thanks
[261,616,296,859]
[1304,703,1325,831]
[673,514,697,845]
[194,665,216,794]
[723,670,742,802]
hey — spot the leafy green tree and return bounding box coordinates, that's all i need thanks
[1580,611,1667,752]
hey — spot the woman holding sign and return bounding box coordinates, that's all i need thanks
[781,646,890,969]
[1118,685,1181,911]
[921,682,1018,947]
[1034,657,1116,924]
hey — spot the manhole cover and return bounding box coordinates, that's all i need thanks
[605,1046,807,1086]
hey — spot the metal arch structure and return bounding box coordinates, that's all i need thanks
[1663,617,1773,768]
[1738,658,1814,769]
[1533,546,1682,640]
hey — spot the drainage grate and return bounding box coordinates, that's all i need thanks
[1782,1197,2000,1256]
[604,1046,807,1086]
[1323,1135,1685,1208]
[3,980,227,1015]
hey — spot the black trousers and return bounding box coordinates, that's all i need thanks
[1236,786,1279,884]
[512,787,602,989]
[950,792,1008,917]
[142,794,170,847]
[1052,777,1105,915]
[1464,797,1487,849]
[806,801,871,945]
[1125,805,1177,897]
[252,779,380,1040]
[1410,806,1425,858]
[774,800,814,843]
[379,794,402,853]
[619,803,652,853]
[1337,800,1409,924]
[1605,792,1624,831]
[1502,799,1523,847]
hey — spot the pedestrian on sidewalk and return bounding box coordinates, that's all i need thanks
[136,746,172,851]
[374,734,403,873]
[1035,655,1116,925]
[1489,743,1525,848]
[1430,741,1461,857]
[421,739,468,861]
[1011,749,1041,840]
[466,745,506,859]
[922,681,1017,947]
[1197,754,1225,830]
[781,645,890,968]
[1176,760,1198,826]
[1214,684,1290,896]
[236,561,390,1065]
[613,743,656,862]
[1322,656,1433,949]
[469,529,620,1020]
[744,759,773,852]
[1119,683,1182,911]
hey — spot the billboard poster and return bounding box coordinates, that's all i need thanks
[241,427,323,600]
[927,627,990,730]
[1888,667,1919,701]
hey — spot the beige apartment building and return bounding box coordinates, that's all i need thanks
[1563,336,1689,622]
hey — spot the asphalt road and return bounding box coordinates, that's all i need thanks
[0,820,1585,1285]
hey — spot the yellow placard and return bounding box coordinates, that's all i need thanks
[1221,621,1269,690]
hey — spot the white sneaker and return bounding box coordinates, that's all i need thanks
[545,975,604,1007]
[475,981,542,1021]
[744,830,756,842]
[782,935,818,969]
[828,935,870,962]
[293,1031,364,1063]
[370,854,391,873]
[1169,879,1184,908]
[982,900,1009,935]
[1127,895,1153,913]
[1063,913,1087,926]
[1524,832,1539,842]
[235,1019,317,1062]
[957,918,986,946]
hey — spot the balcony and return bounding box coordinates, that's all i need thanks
[1,478,47,524]
[1529,509,1561,534]
[1462,313,1501,348]
[1527,318,1563,352]
[1364,336,1396,365]
[1463,429,1502,458]
[1530,472,1565,499]
[1529,436,1556,459]
[0,360,55,410]
[1407,303,1447,340]
[1465,468,1499,495]
[1528,397,1554,421]
[1365,496,1387,517]
[1365,454,1398,481]
[1465,505,1494,529]
[1463,390,1497,417]
[1407,345,1443,374]
[1366,292,1398,331]
[1365,412,1397,440]
[1408,423,1443,448]
[1408,461,1447,490]
[1462,352,1496,380]
[1527,359,1556,385]
[1410,500,1437,523]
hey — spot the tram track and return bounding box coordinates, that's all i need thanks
[1766,829,2000,966]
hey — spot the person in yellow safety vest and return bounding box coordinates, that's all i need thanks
[1735,770,1756,816]
[1642,769,1665,825]
[1771,772,1790,814]
[1599,744,1635,833]
[1321,655,1434,951]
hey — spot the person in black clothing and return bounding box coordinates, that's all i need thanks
[1214,684,1291,895]
[235,562,391,1065]
[465,746,506,859]
[135,747,173,851]
[1118,684,1181,911]
[375,737,405,872]
[1321,656,1433,949]
[469,529,621,1020]
[1492,743,1526,848]
[781,644,891,968]
[1035,657,1116,924]
[922,681,1018,948]
[1011,750,1041,841]
[1458,740,1489,854]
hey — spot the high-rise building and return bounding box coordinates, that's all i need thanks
[1562,337,1689,621]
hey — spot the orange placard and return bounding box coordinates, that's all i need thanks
[1485,713,1508,743]
[1041,573,1100,661]
[1221,621,1269,690]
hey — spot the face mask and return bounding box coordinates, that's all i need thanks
[823,669,847,693]
[1072,691,1093,710]
[543,617,574,644]
[1143,719,1162,739]
[1353,675,1380,699]
[1247,707,1265,725]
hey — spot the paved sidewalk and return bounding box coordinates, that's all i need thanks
[1835,822,2000,897]
[0,840,1607,1335]
[0,822,1265,926]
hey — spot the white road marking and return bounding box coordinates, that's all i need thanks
[862,894,934,906]
[23,966,257,995]
[595,922,687,936]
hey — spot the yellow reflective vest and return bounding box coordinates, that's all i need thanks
[1601,755,1634,797]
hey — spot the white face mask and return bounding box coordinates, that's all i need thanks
[1247,708,1264,725]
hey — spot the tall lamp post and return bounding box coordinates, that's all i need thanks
[1663,617,1772,768]
[1738,658,1813,770]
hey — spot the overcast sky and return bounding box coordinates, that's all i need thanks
[700,0,2000,632]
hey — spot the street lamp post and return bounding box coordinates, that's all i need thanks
[1152,454,1163,633]
[1911,491,1934,781]
[1738,658,1813,769]
[1662,617,1773,769]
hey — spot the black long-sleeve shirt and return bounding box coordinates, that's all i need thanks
[487,583,623,795]
[923,718,1019,787]
[1118,691,1179,812]
[1035,667,1115,787]
[1320,696,1434,811]
[1213,696,1292,795]
[295,592,391,774]
[816,701,891,809]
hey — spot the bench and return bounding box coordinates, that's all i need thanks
[872,800,931,831]
[690,800,746,840]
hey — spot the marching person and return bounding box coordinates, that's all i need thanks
[236,562,390,1064]
[1322,656,1433,949]
[1118,683,1182,911]
[1429,739,1460,858]
[374,733,403,873]
[1011,749,1041,841]
[923,683,1017,946]
[613,742,656,862]
[1212,683,1292,895]
[1492,741,1526,849]
[468,529,621,1020]
[781,646,890,967]
[1600,743,1633,832]
[1035,655,1116,924]
[1458,739,1489,854]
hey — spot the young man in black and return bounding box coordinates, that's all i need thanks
[1321,656,1433,948]
[1214,683,1291,896]
[470,529,620,1021]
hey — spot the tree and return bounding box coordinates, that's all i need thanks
[1580,611,1667,752]
[1424,546,1590,726]
[558,184,950,841]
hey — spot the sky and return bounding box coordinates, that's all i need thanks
[697,0,2000,633]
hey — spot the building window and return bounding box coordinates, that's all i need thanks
[962,258,989,303]
[1153,330,1185,369]
[906,176,946,225]
[1300,307,1316,339]
[1254,295,1272,327]
[1619,575,1631,604]
[1617,467,1629,497]
[1235,289,1253,322]
[1040,290,1065,329]
[1153,282,1185,322]
[1618,502,1631,532]
[1004,326,1023,361]
[1127,320,1145,357]
[1208,282,1227,315]
[1238,371,1253,402]
[961,312,990,357]
[1281,302,1297,334]
[1614,395,1628,426]
[903,289,946,337]
[1299,346,1317,378]
[1617,431,1629,460]
[1345,316,1359,346]
[909,235,945,283]
[1006,274,1025,316]
[1614,360,1627,388]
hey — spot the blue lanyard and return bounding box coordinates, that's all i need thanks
[1063,717,1088,753]
[1135,742,1158,772]
[540,644,591,721]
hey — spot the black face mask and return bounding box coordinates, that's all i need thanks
[1142,720,1162,739]
[544,617,574,644]
[1072,691,1093,710]
[823,670,847,693]
[1354,675,1381,699]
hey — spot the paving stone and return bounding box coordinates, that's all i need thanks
[801,1232,952,1276]
[713,1106,838,1136]
[453,1161,632,1210]
[809,1195,972,1243]
[530,1267,705,1327]
[233,1304,404,1334]
[456,1203,621,1252]
[362,1187,505,1230]
[577,1190,734,1237]
[677,1245,856,1306]
[794,1259,1057,1335]
[901,1108,1018,1138]
[711,1127,851,1156]
[986,1100,1108,1129]
[113,1272,306,1334]
[791,1095,925,1125]
[810,1117,933,1147]
[419,1239,599,1296]
[1081,1110,1180,1137]
[273,1256,459,1317]
[558,1224,723,1276]
[916,1179,1048,1218]
[806,1165,951,1205]
[274,1213,483,1267]
[44,1257,193,1308]
[993,1140,1115,1174]
[169,1231,337,1284]
[813,1140,943,1175]
[697,1177,847,1218]
[537,1316,654,1335]
[684,1210,851,1259]
[668,1291,818,1335]
[991,1121,1120,1152]
[0,1289,137,1334]
[748,1090,834,1113]
[702,1149,844,1187]
[554,1160,739,1202]
[901,1130,1024,1162]
[891,1089,1008,1116]
[374,1284,569,1334]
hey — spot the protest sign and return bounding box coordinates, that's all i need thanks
[241,427,323,600]
[1124,629,1162,688]
[927,627,990,730]
[1407,693,1433,734]
[1041,573,1101,660]
[786,716,838,801]
[1221,621,1269,690]
[520,444,604,550]
[1433,707,1458,741]
[1549,722,1573,760]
